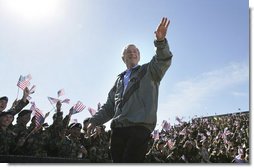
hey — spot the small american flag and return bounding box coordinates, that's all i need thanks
[167,139,175,149]
[30,102,44,127]
[152,129,159,140]
[48,97,60,104]
[61,98,70,104]
[70,101,86,115]
[161,120,170,131]
[17,74,32,90]
[34,108,44,127]
[88,107,96,116]
[175,116,183,123]
[57,89,65,97]
[30,102,36,111]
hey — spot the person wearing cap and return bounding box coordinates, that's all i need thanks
[88,125,111,162]
[44,100,64,157]
[86,17,173,163]
[0,96,8,113]
[0,112,16,155]
[0,87,30,117]
[58,122,88,160]
[11,110,32,155]
[80,118,93,155]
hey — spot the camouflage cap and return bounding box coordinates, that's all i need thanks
[0,111,13,118]
[18,109,32,117]
[0,96,8,102]
[69,122,82,129]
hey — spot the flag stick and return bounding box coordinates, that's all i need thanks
[16,87,20,99]
[48,100,56,112]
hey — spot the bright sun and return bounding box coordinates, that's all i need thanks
[3,0,61,22]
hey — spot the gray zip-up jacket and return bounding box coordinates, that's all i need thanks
[89,38,173,132]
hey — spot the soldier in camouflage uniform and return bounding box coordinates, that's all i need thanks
[58,123,89,160]
[0,112,25,155]
[0,96,8,114]
[44,101,70,157]
[80,118,92,157]
[0,87,30,117]
[0,112,16,155]
[90,125,111,162]
[11,109,32,155]
[24,124,48,157]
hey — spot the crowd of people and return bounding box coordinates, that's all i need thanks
[145,112,249,163]
[0,88,249,163]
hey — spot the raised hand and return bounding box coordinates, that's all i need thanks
[56,100,62,112]
[22,87,30,102]
[154,17,170,41]
[86,122,96,138]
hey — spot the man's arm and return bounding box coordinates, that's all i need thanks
[148,17,173,82]
[9,87,30,116]
[86,84,116,136]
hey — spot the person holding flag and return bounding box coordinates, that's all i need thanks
[0,87,30,116]
[86,17,173,163]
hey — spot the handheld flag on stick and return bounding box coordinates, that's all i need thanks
[161,120,170,131]
[57,89,65,97]
[152,129,160,140]
[70,101,86,115]
[30,102,45,127]
[17,74,32,90]
[48,97,60,104]
[61,98,70,104]
[176,116,184,124]
[88,107,96,116]
[167,139,175,149]
[34,108,45,127]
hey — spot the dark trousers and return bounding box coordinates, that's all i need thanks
[110,126,151,163]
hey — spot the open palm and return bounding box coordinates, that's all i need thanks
[155,17,170,41]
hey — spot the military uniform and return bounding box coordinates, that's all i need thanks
[59,123,89,160]
[0,127,16,155]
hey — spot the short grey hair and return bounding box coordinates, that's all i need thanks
[121,44,140,57]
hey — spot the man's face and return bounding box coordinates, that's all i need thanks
[0,100,7,112]
[70,127,81,137]
[122,45,140,69]
[0,114,14,127]
[18,113,31,125]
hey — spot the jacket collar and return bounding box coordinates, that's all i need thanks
[118,65,141,77]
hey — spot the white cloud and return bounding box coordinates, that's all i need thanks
[158,62,249,125]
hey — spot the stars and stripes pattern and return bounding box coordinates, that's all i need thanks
[17,74,32,90]
[30,102,44,127]
[70,101,86,115]
[34,108,45,127]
